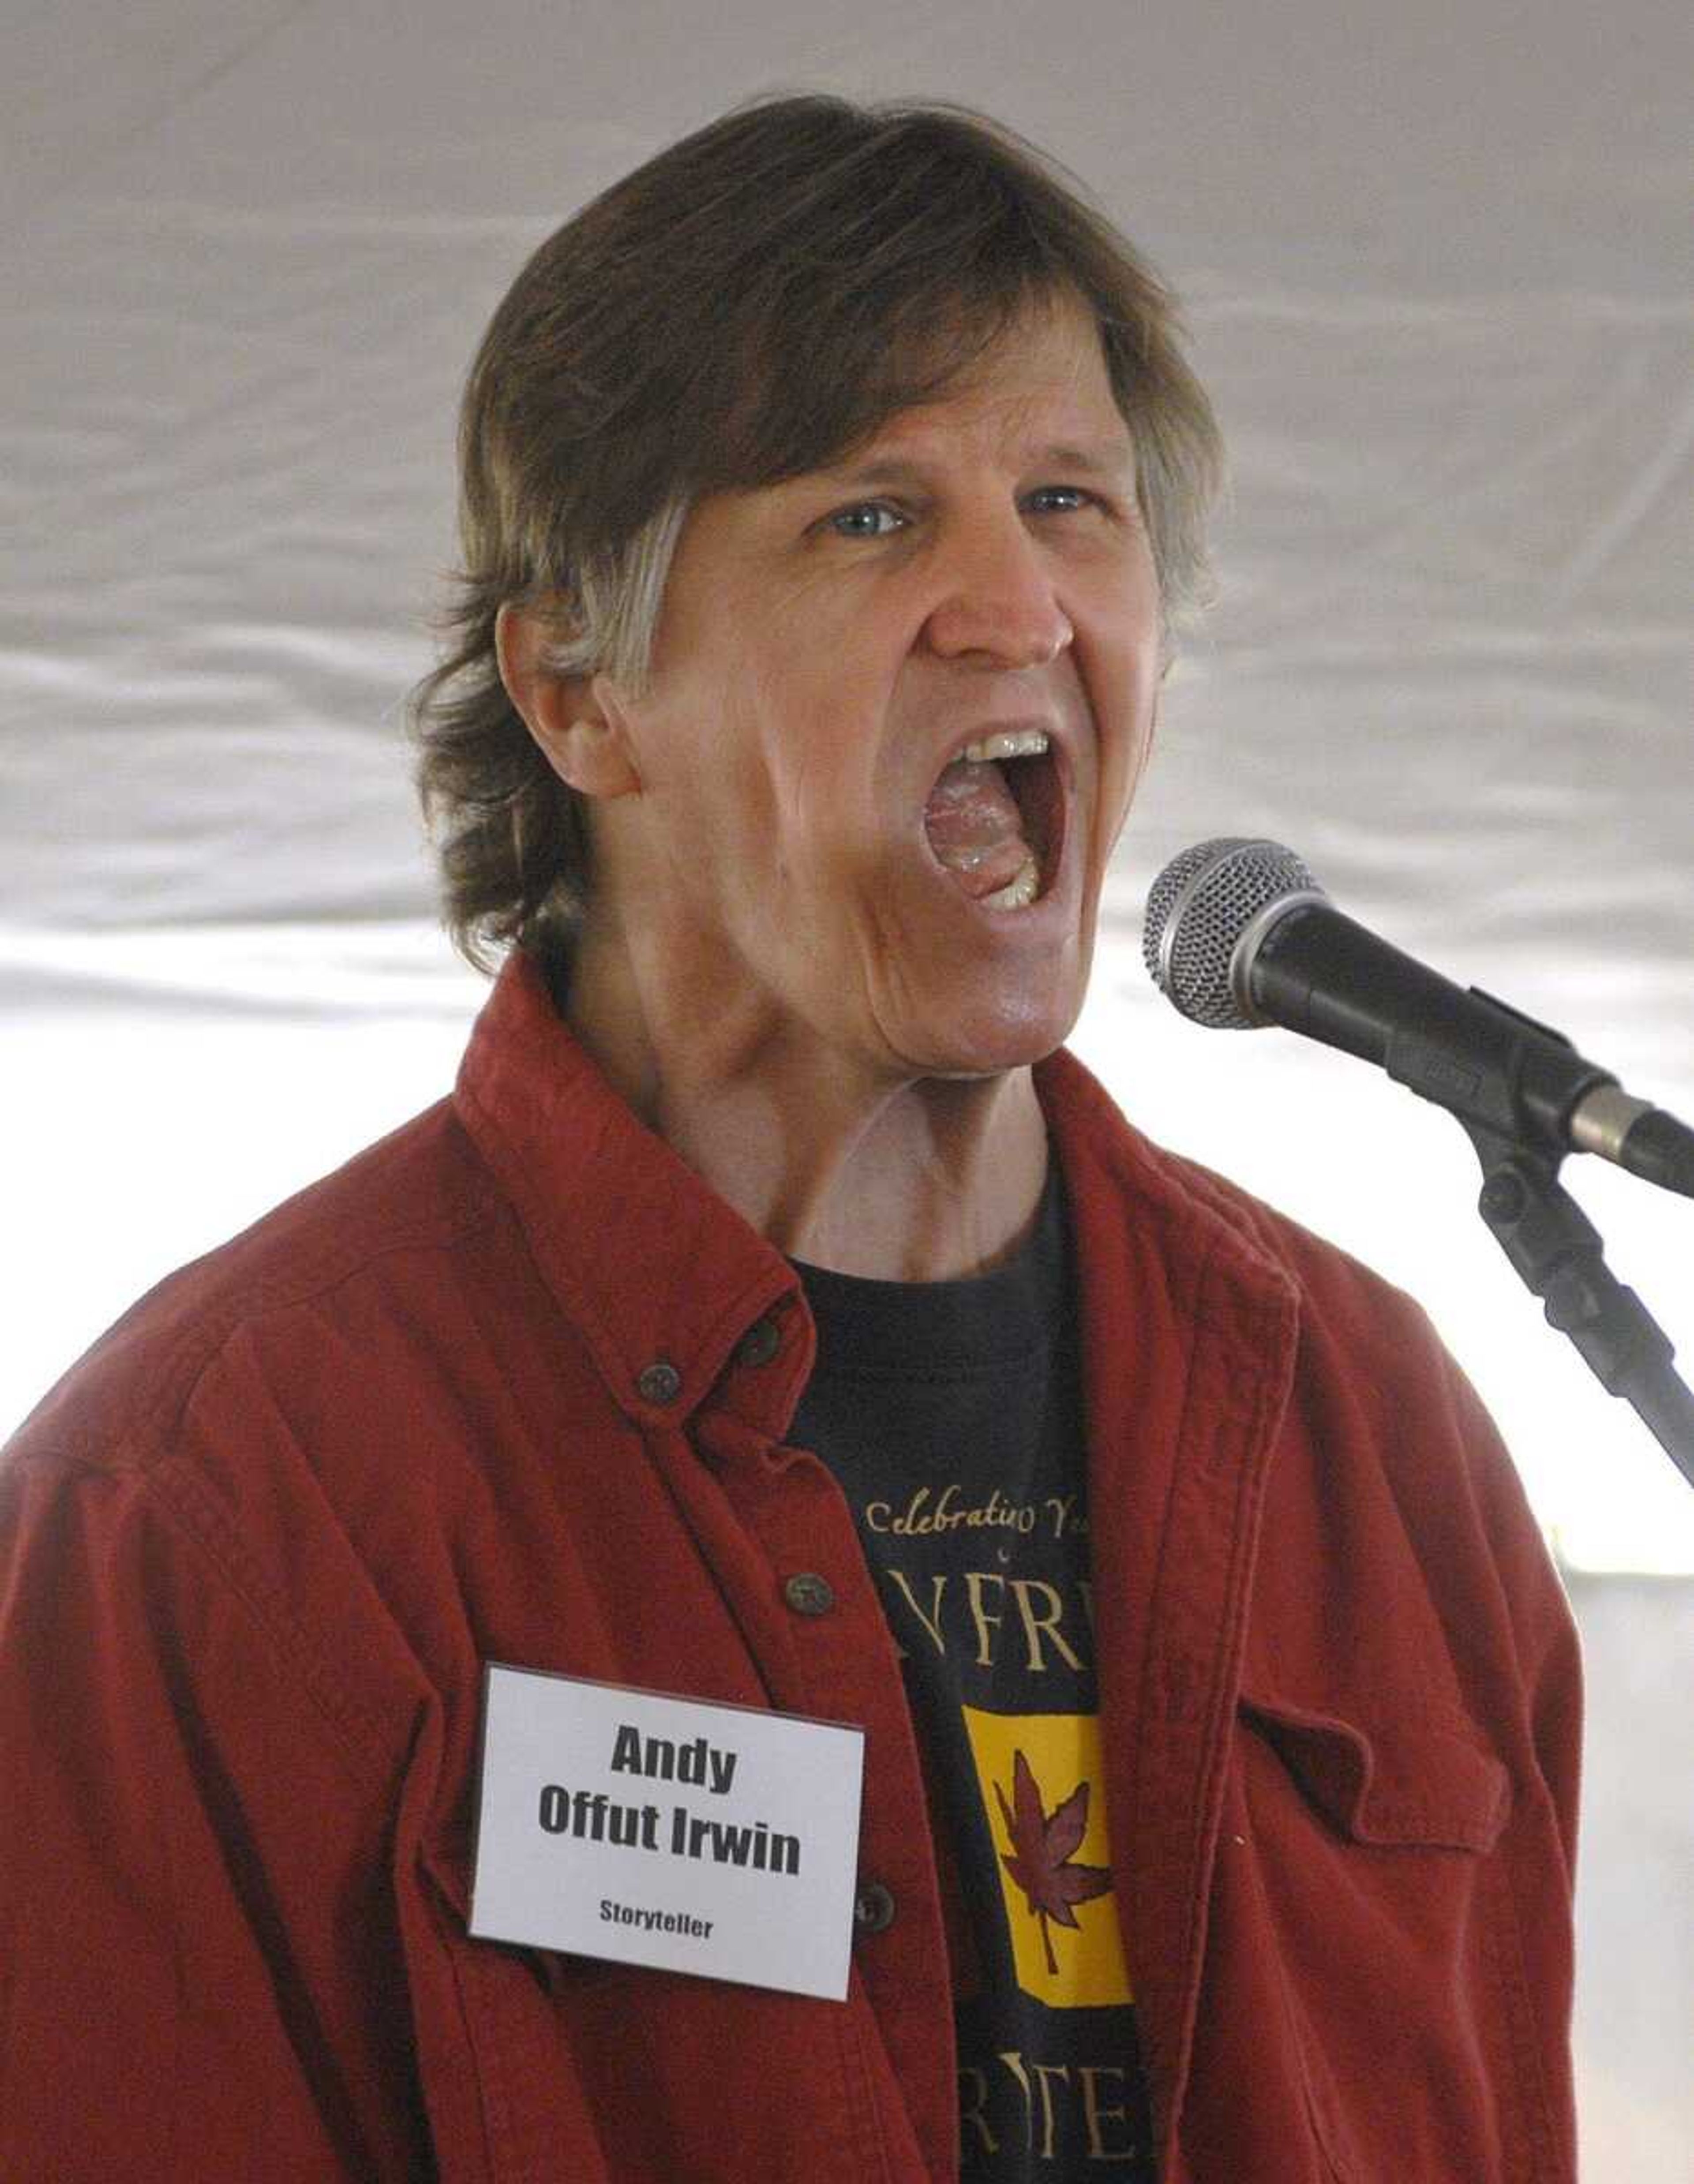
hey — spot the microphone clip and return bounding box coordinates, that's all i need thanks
[1460,1117,1694,1489]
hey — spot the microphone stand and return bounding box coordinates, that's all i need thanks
[1461,1120,1694,1489]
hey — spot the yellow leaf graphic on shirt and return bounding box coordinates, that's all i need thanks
[962,1704,1132,2008]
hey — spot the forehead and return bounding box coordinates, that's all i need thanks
[820,296,1132,481]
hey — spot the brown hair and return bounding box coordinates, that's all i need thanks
[410,94,1224,971]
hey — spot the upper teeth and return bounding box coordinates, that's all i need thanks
[959,729,1049,764]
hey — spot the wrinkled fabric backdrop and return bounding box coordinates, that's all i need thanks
[3,1,1689,2168]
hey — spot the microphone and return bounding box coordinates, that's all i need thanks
[1143,837,1694,1197]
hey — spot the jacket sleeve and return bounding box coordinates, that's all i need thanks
[0,1443,434,2183]
[1441,1342,1584,1884]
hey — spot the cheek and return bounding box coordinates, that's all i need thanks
[1079,645,1159,856]
[770,672,899,855]
[1121,685,1159,810]
[1112,570,1163,765]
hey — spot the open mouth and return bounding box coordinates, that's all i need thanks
[922,731,1063,911]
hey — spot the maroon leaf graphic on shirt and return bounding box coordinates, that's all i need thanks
[994,1748,1113,1977]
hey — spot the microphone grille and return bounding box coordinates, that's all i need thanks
[1143,837,1323,1028]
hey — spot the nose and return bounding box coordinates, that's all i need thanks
[922,514,1074,669]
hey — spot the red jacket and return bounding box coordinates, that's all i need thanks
[0,955,1579,2181]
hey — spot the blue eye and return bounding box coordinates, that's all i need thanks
[1026,485,1095,514]
[828,501,907,538]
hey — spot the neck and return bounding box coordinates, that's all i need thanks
[559,930,1050,1283]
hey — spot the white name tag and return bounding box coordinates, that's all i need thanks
[468,1664,866,2001]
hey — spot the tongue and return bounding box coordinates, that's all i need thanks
[922,758,1033,900]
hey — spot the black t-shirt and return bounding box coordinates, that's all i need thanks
[790,1172,1157,2180]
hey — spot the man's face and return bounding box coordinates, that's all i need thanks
[593,291,1163,1090]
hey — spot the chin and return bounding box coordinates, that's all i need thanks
[892,988,1084,1082]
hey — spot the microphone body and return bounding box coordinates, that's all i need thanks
[1247,896,1610,1149]
[1145,838,1694,1195]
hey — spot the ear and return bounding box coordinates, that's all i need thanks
[496,604,642,799]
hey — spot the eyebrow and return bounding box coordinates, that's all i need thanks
[817,440,1137,491]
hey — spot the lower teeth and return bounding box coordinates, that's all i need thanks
[980,852,1041,912]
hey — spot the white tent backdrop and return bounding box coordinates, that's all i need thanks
[3,2,1690,2171]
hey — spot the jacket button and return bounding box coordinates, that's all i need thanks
[735,1317,781,1368]
[636,1359,682,1405]
[854,1881,896,1934]
[783,1572,835,1617]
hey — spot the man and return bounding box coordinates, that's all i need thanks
[0,97,1578,2181]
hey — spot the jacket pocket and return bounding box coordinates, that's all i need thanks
[1237,1690,1510,1852]
[1222,1692,1536,2183]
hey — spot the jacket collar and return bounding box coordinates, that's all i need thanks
[453,951,811,1433]
[452,951,1300,1440]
